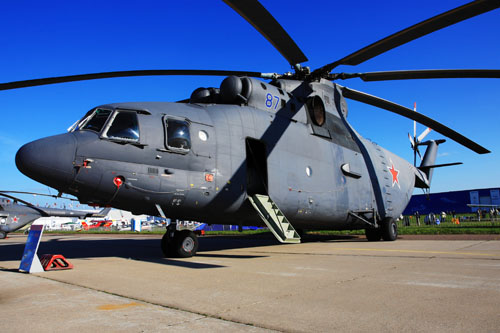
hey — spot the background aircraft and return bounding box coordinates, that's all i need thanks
[0,192,109,239]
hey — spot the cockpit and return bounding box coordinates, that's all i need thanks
[69,107,193,153]
[79,108,112,133]
[105,111,140,141]
[70,108,140,143]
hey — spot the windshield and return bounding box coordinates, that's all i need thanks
[80,109,112,133]
[106,111,140,141]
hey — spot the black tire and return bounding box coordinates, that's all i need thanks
[381,218,398,241]
[161,232,174,257]
[0,231,6,239]
[365,228,381,241]
[174,230,198,258]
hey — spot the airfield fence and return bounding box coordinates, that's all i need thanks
[398,213,500,229]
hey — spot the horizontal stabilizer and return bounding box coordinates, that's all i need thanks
[419,162,463,170]
[86,207,111,218]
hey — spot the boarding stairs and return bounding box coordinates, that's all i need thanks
[249,194,301,244]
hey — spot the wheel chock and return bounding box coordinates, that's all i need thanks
[40,254,74,271]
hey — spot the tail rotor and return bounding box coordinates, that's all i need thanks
[409,102,432,166]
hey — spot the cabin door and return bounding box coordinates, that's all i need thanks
[245,138,268,196]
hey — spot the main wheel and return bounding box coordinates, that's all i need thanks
[381,218,398,241]
[174,230,198,258]
[161,231,174,257]
[0,231,6,239]
[365,228,381,241]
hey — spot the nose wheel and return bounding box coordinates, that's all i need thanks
[161,227,199,258]
[0,231,6,239]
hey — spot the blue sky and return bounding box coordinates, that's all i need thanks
[0,0,499,206]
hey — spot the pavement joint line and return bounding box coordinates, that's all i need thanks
[455,240,489,251]
[232,247,500,257]
[20,272,274,332]
[330,247,500,257]
[231,248,500,260]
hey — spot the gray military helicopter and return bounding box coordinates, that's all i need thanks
[2,0,499,257]
[0,192,109,239]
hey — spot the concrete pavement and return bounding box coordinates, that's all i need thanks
[1,233,499,332]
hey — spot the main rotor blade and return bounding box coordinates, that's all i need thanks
[341,86,490,154]
[0,190,78,201]
[333,69,500,81]
[313,0,500,78]
[413,102,417,139]
[0,192,48,216]
[223,0,308,66]
[0,69,272,91]
[0,192,35,207]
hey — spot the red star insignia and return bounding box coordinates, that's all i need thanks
[12,216,18,223]
[388,163,399,187]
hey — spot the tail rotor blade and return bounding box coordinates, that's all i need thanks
[408,132,417,165]
[418,127,433,142]
[408,133,415,148]
[416,147,422,160]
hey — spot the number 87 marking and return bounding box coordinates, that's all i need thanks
[265,93,280,110]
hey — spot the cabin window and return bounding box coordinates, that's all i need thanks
[105,111,140,142]
[306,96,326,126]
[198,130,208,141]
[165,118,191,151]
[81,108,112,133]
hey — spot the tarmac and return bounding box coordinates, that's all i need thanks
[1,232,500,332]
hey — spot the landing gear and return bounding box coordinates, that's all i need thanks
[364,218,398,242]
[161,226,199,258]
[364,228,381,241]
[0,231,6,239]
[380,218,398,241]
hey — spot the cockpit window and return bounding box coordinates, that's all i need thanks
[105,111,140,141]
[81,109,112,133]
[166,118,191,151]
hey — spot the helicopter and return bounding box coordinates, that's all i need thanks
[0,192,109,239]
[2,0,500,257]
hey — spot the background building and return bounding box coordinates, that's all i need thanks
[403,187,500,215]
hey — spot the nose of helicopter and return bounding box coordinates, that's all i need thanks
[16,133,77,190]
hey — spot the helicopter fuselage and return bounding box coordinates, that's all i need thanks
[16,78,418,231]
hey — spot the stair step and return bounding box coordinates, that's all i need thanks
[249,194,301,244]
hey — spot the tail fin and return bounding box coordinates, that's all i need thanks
[85,207,111,218]
[415,139,462,188]
[418,139,444,184]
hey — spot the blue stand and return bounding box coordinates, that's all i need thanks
[19,224,45,273]
[131,218,141,232]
